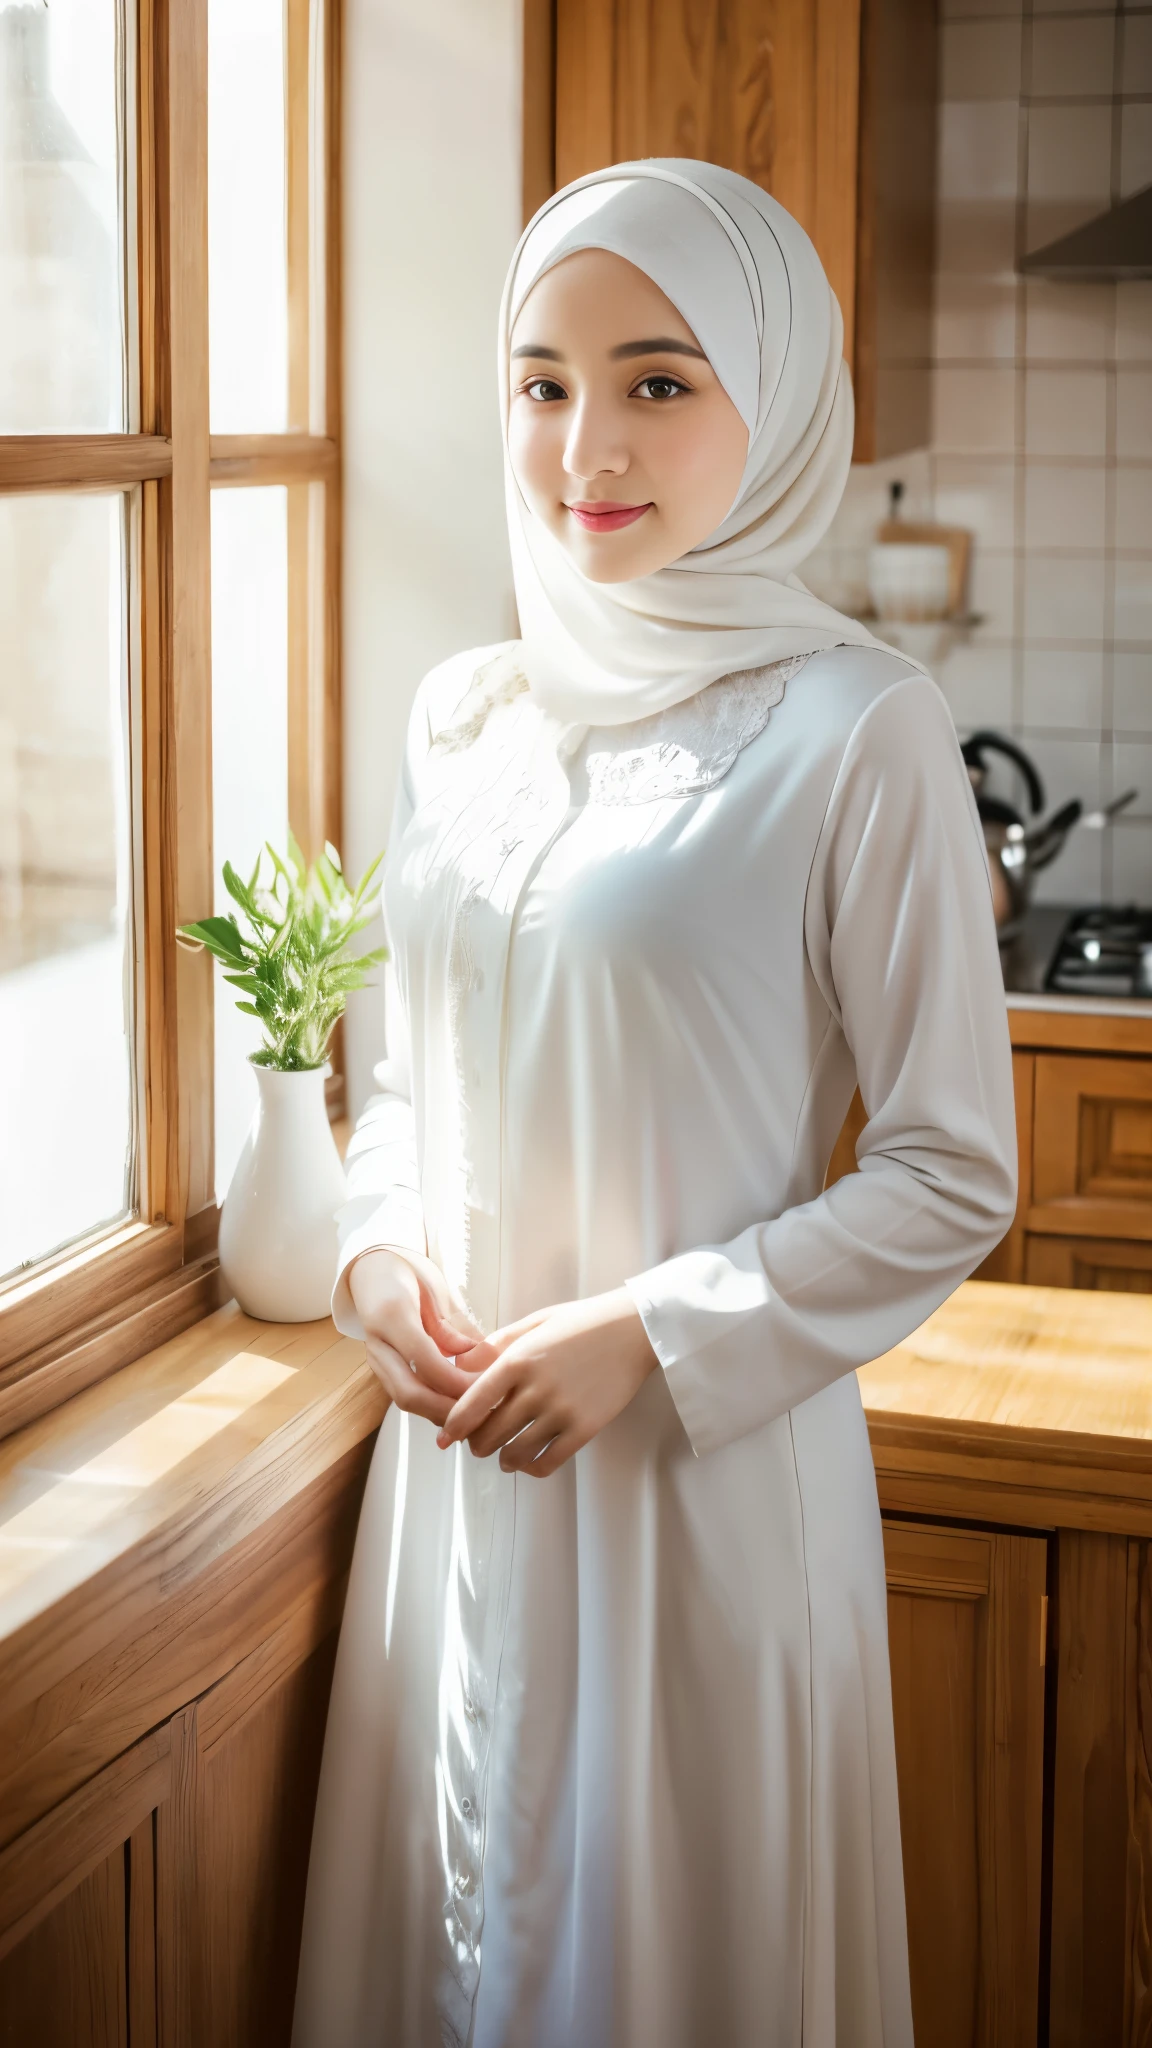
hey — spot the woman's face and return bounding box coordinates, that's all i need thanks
[507,248,749,585]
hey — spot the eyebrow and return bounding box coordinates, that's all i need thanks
[509,336,708,363]
[609,337,707,361]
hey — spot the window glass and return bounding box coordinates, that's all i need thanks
[210,487,289,1201]
[0,0,127,432]
[208,0,288,432]
[0,492,134,1279]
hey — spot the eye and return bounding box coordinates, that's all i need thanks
[521,377,568,403]
[632,374,689,402]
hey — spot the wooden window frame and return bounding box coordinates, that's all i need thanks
[0,0,344,1442]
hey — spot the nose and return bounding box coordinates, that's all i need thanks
[562,393,629,484]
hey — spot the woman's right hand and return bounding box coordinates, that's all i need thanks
[348,1248,483,1426]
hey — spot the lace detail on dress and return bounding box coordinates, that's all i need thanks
[432,651,531,751]
[584,654,810,805]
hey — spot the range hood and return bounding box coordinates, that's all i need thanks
[1020,184,1152,281]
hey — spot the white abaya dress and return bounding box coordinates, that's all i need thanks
[292,641,1017,2048]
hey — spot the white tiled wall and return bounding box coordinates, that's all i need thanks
[805,0,1152,904]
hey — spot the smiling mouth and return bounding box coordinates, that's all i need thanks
[566,501,653,533]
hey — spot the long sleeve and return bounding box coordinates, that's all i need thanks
[330,749,426,1341]
[330,958,427,1339]
[625,675,1018,1459]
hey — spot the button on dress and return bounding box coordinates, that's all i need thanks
[292,640,1017,2048]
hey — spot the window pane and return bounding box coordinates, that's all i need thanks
[208,0,288,431]
[211,488,289,1200]
[0,0,127,432]
[0,493,134,1280]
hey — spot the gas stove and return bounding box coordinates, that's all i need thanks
[1045,906,1152,999]
[1000,904,1152,1001]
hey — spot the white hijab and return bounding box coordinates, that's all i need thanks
[501,160,896,728]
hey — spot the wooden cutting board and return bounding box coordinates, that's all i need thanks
[877,520,972,618]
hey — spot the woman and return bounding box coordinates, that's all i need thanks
[293,161,1015,2048]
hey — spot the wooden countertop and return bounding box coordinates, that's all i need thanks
[861,1278,1152,1535]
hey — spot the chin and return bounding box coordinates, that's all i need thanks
[578,556,650,585]
[558,535,667,585]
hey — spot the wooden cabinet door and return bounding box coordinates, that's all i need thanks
[535,0,939,459]
[0,1851,129,2048]
[1031,1054,1152,1244]
[0,1734,166,2048]
[173,1629,338,2048]
[883,1518,1048,2047]
[551,0,864,360]
[0,1621,338,2048]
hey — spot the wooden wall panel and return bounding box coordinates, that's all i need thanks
[0,1850,127,2048]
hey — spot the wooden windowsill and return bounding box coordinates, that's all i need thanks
[0,1302,383,1725]
[6,1274,1152,1688]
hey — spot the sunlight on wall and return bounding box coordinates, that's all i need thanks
[341,0,521,1116]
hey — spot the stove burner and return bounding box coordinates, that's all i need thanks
[1045,906,1152,999]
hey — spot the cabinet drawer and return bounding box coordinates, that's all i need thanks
[1029,1054,1152,1241]
[1024,1232,1152,1292]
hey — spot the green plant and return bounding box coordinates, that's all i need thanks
[177,836,387,1072]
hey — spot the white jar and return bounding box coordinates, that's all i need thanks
[867,542,952,623]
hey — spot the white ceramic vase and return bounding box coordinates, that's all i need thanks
[218,1064,347,1322]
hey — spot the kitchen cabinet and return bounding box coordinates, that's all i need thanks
[0,1638,337,2048]
[883,1517,1047,2046]
[985,1012,1152,1293]
[829,1006,1152,1294]
[862,1280,1152,2046]
[523,0,938,460]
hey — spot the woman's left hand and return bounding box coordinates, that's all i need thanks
[436,1288,657,1477]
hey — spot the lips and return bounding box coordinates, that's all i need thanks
[567,501,652,533]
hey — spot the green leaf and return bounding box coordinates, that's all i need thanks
[221,863,258,916]
[178,914,247,965]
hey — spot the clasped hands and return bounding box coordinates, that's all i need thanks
[347,1248,657,1478]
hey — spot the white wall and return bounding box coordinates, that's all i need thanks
[342,0,521,1113]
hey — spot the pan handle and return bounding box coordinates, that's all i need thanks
[960,730,1046,815]
[1024,799,1083,872]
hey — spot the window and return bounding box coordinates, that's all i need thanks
[0,0,342,1436]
